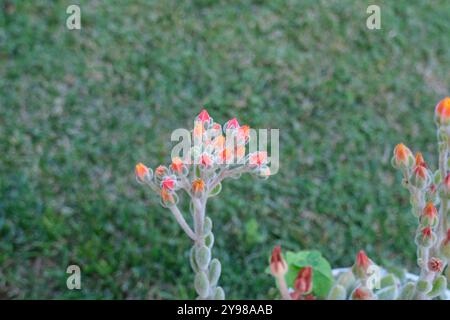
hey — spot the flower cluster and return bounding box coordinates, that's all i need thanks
[136,110,271,299]
[136,110,270,209]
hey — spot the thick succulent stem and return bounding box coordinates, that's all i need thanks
[190,197,224,299]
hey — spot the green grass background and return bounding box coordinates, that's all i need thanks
[1,0,449,299]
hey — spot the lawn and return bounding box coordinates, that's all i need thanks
[1,0,449,299]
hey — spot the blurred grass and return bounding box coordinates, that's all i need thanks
[0,0,449,299]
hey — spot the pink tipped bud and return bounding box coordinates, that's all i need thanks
[428,257,443,272]
[197,109,211,122]
[225,118,240,129]
[270,246,288,277]
[293,266,313,295]
[415,152,426,168]
[161,177,175,191]
[249,151,268,167]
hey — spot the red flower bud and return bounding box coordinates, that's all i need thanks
[270,246,288,277]
[356,250,370,271]
[352,287,373,300]
[293,266,313,295]
[428,257,443,272]
[435,97,450,124]
[422,226,432,240]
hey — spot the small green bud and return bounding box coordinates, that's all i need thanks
[427,276,447,298]
[398,282,415,300]
[194,271,210,298]
[213,286,225,300]
[376,285,398,300]
[208,258,222,286]
[433,170,442,185]
[195,245,211,270]
[327,285,346,300]
[416,279,432,294]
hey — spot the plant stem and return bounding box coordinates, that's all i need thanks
[169,205,196,241]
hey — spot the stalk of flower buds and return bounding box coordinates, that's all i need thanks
[136,110,271,299]
[392,97,450,299]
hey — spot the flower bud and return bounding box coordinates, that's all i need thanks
[195,245,211,270]
[420,202,438,227]
[249,151,268,167]
[351,286,374,300]
[160,189,177,207]
[415,152,426,167]
[225,117,240,130]
[270,245,288,277]
[435,97,450,125]
[428,257,443,272]
[170,157,186,175]
[393,143,413,168]
[412,164,428,188]
[155,165,169,181]
[415,226,435,248]
[192,179,205,196]
[293,266,313,295]
[135,163,152,183]
[197,109,211,123]
[161,176,176,191]
[352,250,371,279]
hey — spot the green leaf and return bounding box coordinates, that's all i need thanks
[284,250,333,298]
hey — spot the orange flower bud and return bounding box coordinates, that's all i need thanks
[352,250,372,279]
[435,97,450,124]
[393,143,413,167]
[160,188,175,205]
[270,246,288,277]
[155,165,168,178]
[192,179,205,194]
[428,257,443,272]
[170,157,184,174]
[421,202,438,226]
[415,152,426,167]
[135,163,151,183]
